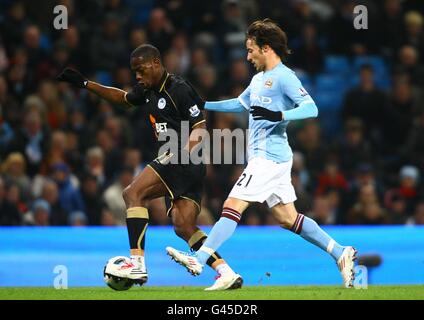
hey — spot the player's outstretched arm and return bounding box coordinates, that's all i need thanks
[204,98,246,113]
[57,68,130,107]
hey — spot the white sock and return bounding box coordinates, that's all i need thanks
[216,263,235,276]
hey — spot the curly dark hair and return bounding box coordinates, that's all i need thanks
[246,18,292,60]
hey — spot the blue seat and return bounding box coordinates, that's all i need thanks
[353,55,388,75]
[314,91,344,111]
[324,55,350,75]
[315,74,348,93]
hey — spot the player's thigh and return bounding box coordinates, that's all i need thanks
[171,198,199,228]
[270,202,298,227]
[126,165,168,200]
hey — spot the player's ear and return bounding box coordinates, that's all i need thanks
[262,44,271,53]
[153,57,161,67]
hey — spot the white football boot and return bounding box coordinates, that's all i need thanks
[166,246,203,276]
[337,246,358,288]
[118,257,148,285]
[205,273,243,291]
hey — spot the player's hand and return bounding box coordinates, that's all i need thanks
[56,68,88,88]
[250,106,283,122]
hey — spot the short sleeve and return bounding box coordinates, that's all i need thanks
[125,85,148,107]
[175,81,205,128]
[237,84,251,110]
[280,71,313,105]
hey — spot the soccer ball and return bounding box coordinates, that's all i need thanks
[103,256,134,291]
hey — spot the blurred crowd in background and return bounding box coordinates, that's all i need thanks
[1,0,424,227]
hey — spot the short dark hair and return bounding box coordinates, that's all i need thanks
[130,44,162,62]
[246,19,292,60]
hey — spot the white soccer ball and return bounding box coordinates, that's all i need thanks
[103,256,134,291]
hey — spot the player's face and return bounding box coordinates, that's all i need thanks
[130,56,157,89]
[246,38,266,72]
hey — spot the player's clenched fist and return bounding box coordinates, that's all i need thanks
[56,68,88,88]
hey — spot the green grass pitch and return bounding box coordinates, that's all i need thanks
[1,285,423,300]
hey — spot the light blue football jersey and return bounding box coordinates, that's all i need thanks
[238,62,315,163]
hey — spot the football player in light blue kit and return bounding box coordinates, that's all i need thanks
[167,19,357,290]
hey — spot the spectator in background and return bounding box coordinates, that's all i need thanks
[384,77,424,156]
[146,7,174,53]
[40,179,68,226]
[50,162,85,216]
[0,177,21,226]
[402,11,424,61]
[90,13,128,72]
[193,65,220,100]
[316,161,349,195]
[341,64,389,147]
[291,23,324,75]
[307,194,334,225]
[40,130,68,174]
[1,152,31,202]
[347,184,388,225]
[336,118,374,178]
[0,75,20,136]
[380,0,404,58]
[386,193,409,224]
[407,202,424,225]
[26,199,50,226]
[6,109,50,176]
[84,146,106,189]
[102,167,134,225]
[294,119,327,178]
[219,0,248,60]
[68,210,88,227]
[167,32,191,76]
[292,169,312,214]
[0,1,28,53]
[384,165,421,215]
[128,28,148,54]
[405,111,424,167]
[101,0,133,35]
[81,174,104,226]
[101,208,118,226]
[328,0,362,55]
[123,148,145,176]
[292,151,310,189]
[7,48,31,101]
[95,128,123,184]
[61,25,88,72]
[394,45,424,87]
[224,58,251,94]
[23,24,45,73]
[6,183,27,216]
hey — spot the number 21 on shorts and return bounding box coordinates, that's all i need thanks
[236,173,253,187]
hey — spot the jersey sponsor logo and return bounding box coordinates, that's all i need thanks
[298,87,309,97]
[265,79,273,88]
[251,93,272,105]
[189,104,200,117]
[155,122,168,133]
[158,97,166,109]
[149,114,167,135]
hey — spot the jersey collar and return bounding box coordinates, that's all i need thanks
[155,70,170,92]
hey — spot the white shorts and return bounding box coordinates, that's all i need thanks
[228,157,297,208]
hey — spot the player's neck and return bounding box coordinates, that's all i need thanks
[264,55,282,72]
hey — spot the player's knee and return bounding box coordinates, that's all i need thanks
[277,213,298,229]
[122,184,144,206]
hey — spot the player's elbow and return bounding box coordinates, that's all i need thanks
[310,103,318,118]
